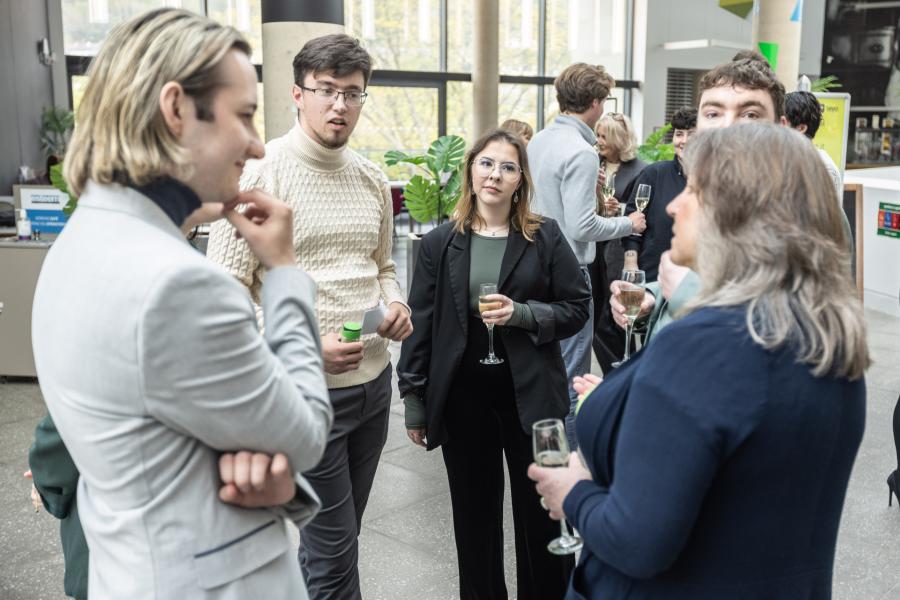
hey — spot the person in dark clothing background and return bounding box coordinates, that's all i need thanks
[622,106,696,282]
[590,112,647,373]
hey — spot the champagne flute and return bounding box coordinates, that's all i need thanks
[602,172,618,216]
[478,283,504,365]
[632,184,651,234]
[611,269,646,368]
[532,418,583,555]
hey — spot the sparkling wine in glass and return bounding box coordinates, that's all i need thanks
[532,418,583,555]
[478,283,504,365]
[611,269,646,368]
[635,183,651,213]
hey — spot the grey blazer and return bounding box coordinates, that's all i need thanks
[31,182,333,599]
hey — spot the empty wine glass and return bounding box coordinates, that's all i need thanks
[532,418,583,555]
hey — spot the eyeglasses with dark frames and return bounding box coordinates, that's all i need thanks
[299,86,368,107]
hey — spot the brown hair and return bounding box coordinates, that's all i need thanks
[699,58,786,119]
[682,123,869,380]
[453,129,543,241]
[292,33,373,87]
[64,8,251,196]
[554,63,616,114]
[500,119,534,142]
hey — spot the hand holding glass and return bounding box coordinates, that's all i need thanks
[611,269,646,368]
[478,283,504,365]
[532,418,583,555]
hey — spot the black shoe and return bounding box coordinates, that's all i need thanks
[888,471,899,509]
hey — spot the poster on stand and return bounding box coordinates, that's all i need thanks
[13,185,70,235]
[813,93,851,175]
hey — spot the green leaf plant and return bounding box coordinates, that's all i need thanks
[636,123,675,164]
[385,134,466,225]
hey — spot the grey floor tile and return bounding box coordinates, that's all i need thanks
[363,460,448,524]
[357,527,458,600]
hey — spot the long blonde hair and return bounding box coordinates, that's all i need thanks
[682,123,869,380]
[64,9,251,196]
[595,112,638,162]
[453,128,543,241]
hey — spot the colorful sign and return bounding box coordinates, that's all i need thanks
[812,93,851,175]
[13,185,69,234]
[878,202,900,238]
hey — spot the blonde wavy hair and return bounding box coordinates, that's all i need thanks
[682,123,869,380]
[595,113,638,162]
[64,8,251,196]
[453,128,542,241]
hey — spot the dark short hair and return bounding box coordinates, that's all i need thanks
[784,91,823,139]
[671,106,697,130]
[554,63,616,114]
[292,34,373,87]
[731,49,769,64]
[699,58,786,119]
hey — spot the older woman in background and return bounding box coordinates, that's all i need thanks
[590,112,646,373]
[530,123,868,599]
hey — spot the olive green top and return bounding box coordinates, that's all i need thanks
[468,233,536,330]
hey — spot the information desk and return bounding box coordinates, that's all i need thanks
[0,240,51,377]
[844,167,900,318]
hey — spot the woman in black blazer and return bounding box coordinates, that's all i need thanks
[398,128,591,600]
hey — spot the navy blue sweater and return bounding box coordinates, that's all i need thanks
[564,306,865,599]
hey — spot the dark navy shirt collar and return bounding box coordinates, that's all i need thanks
[130,177,201,228]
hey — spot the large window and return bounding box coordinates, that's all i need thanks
[63,0,636,173]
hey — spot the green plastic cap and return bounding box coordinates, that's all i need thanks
[341,322,362,342]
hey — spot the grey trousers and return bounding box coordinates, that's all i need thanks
[298,364,392,600]
[558,266,593,452]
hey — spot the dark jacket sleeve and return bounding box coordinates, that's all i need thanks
[397,231,441,400]
[526,219,592,345]
[562,316,764,579]
[28,414,80,520]
[622,166,654,254]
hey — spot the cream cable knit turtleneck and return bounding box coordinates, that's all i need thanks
[207,121,407,389]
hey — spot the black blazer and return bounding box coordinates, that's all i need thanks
[398,218,591,450]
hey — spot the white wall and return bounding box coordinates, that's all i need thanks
[633,0,827,140]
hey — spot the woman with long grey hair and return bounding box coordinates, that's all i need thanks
[529,123,869,598]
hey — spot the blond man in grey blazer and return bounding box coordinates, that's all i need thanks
[31,9,332,599]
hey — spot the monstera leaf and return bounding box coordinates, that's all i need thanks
[385,134,467,224]
[401,175,442,223]
[426,135,466,177]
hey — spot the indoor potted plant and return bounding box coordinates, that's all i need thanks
[385,134,466,286]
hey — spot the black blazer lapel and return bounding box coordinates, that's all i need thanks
[497,229,529,292]
[446,229,470,335]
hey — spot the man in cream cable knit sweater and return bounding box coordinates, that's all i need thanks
[207,34,412,600]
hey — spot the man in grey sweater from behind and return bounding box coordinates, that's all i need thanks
[528,63,645,448]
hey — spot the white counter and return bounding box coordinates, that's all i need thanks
[844,167,900,318]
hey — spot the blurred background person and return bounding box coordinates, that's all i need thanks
[530,123,868,599]
[622,106,696,283]
[528,62,645,448]
[590,112,646,374]
[501,118,534,144]
[399,128,590,600]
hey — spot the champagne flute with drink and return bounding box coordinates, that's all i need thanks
[611,269,646,368]
[532,418,583,555]
[478,283,504,365]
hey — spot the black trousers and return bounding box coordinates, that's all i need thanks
[588,240,629,374]
[441,317,574,600]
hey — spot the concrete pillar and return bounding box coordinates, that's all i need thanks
[752,0,803,92]
[261,1,344,140]
[472,0,499,137]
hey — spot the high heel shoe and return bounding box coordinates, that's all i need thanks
[888,471,899,509]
